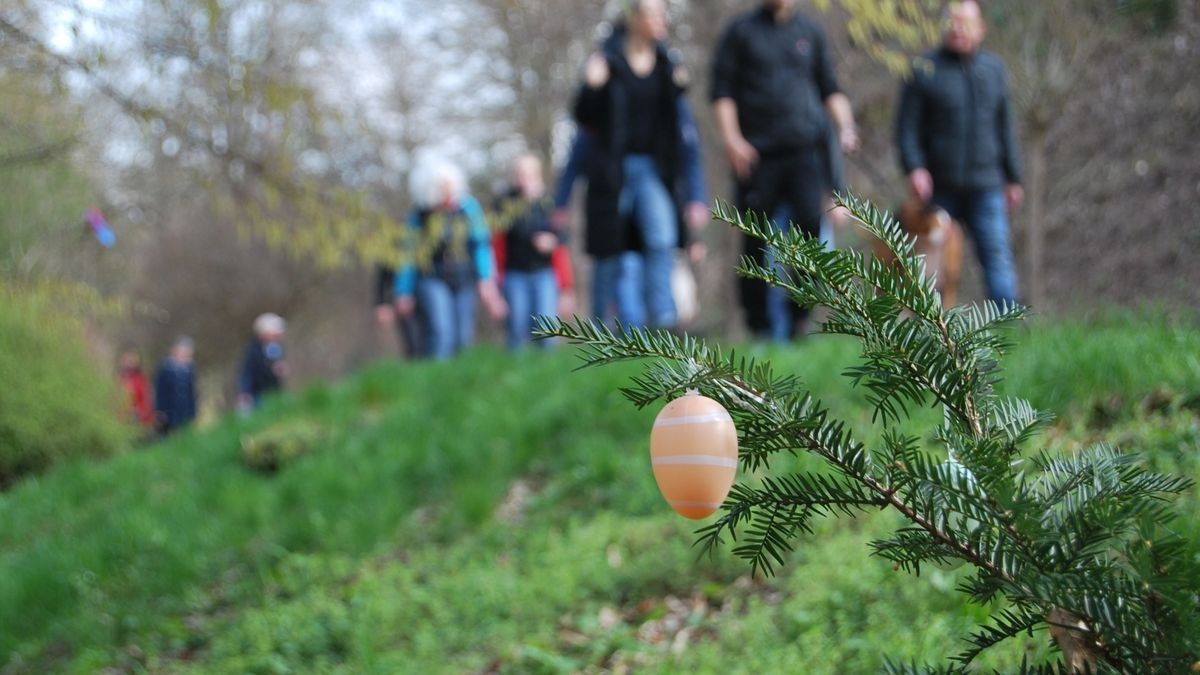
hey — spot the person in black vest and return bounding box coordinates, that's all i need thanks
[573,0,707,331]
[895,0,1023,305]
[711,0,860,339]
[237,313,287,412]
[492,154,563,351]
[153,335,197,435]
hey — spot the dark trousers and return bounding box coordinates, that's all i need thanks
[735,146,828,335]
[397,314,425,360]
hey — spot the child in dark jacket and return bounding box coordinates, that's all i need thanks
[154,336,197,435]
[238,313,287,412]
[492,154,563,351]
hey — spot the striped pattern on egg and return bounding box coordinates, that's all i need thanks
[650,394,739,519]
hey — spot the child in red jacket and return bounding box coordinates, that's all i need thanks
[118,348,154,431]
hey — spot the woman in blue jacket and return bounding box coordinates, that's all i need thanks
[395,160,506,359]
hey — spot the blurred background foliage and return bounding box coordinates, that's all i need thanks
[0,0,1196,475]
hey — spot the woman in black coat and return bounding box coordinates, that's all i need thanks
[573,0,701,330]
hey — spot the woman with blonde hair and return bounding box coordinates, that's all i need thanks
[571,0,704,331]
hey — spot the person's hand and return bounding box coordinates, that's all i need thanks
[725,136,759,181]
[557,289,577,318]
[688,241,708,263]
[550,207,571,231]
[478,279,508,321]
[374,303,395,327]
[829,204,852,229]
[237,393,255,414]
[532,231,558,256]
[272,360,289,380]
[1005,183,1025,212]
[686,202,710,231]
[394,295,416,318]
[838,125,861,154]
[908,168,934,203]
[584,53,610,89]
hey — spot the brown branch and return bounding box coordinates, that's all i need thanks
[0,136,77,166]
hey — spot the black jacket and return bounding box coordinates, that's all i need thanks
[711,7,840,154]
[496,192,556,272]
[896,48,1023,190]
[238,339,282,400]
[154,359,196,430]
[573,32,688,259]
[374,266,395,306]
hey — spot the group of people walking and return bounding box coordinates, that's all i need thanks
[118,336,198,437]
[374,0,1025,359]
[119,0,1025,428]
[118,313,290,435]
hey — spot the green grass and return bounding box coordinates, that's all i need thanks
[2,314,1198,673]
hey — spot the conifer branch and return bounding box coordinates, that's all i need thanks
[533,194,1200,672]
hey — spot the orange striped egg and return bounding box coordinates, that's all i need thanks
[650,394,739,519]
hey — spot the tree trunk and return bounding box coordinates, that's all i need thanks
[1026,127,1048,308]
[1047,608,1103,673]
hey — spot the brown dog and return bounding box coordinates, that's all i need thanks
[875,199,964,308]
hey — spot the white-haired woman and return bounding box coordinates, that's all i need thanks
[394,160,506,359]
[238,313,287,411]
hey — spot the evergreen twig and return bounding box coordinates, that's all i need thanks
[532,193,1200,672]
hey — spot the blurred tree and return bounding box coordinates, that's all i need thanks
[983,1,1108,308]
[1116,0,1178,32]
[0,73,88,278]
[471,0,603,159]
[983,0,1178,308]
[1,0,945,273]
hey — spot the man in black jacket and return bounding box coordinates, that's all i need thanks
[895,0,1023,305]
[711,0,860,339]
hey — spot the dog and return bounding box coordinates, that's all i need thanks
[874,198,965,308]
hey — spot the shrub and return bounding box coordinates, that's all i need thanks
[239,421,325,474]
[0,287,131,487]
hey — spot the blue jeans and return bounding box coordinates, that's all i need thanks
[416,277,476,359]
[933,188,1019,305]
[503,268,557,351]
[592,252,645,327]
[765,209,836,342]
[617,154,678,329]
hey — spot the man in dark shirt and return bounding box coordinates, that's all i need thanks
[895,0,1023,305]
[711,0,860,339]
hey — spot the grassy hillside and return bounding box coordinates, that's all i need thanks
[2,314,1199,673]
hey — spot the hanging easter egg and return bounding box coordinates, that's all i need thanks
[650,392,738,519]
